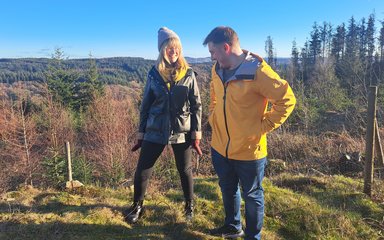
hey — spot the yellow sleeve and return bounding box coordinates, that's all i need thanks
[256,63,296,134]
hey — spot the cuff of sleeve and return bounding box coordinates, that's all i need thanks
[137,132,144,140]
[191,131,202,139]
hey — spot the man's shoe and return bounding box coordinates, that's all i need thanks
[184,200,193,221]
[123,201,144,224]
[210,225,245,239]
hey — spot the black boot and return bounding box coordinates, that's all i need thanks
[184,200,194,221]
[124,201,144,224]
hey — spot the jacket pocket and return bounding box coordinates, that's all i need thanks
[145,109,164,133]
[174,111,191,133]
[234,119,262,153]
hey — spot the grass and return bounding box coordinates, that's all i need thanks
[0,174,383,240]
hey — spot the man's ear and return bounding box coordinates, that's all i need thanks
[223,43,231,53]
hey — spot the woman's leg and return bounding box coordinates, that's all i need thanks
[133,140,165,201]
[171,141,194,201]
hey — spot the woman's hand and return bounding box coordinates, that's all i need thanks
[131,140,143,152]
[191,139,203,156]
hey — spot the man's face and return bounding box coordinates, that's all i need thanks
[208,42,230,69]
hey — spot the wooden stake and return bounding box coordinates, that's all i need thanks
[66,141,73,182]
[65,141,83,189]
[375,119,383,166]
[364,86,377,197]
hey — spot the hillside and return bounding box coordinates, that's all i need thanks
[0,57,155,85]
[0,57,215,85]
[0,174,383,240]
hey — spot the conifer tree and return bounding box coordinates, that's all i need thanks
[289,40,300,86]
[380,21,384,63]
[320,22,332,59]
[73,54,104,111]
[309,22,322,64]
[45,48,78,110]
[358,18,367,63]
[345,17,359,63]
[300,40,310,83]
[265,36,275,68]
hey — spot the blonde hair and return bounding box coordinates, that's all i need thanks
[156,38,189,73]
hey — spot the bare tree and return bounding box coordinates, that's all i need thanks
[0,84,39,188]
[81,85,138,185]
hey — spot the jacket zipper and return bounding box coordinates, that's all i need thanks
[153,68,173,141]
[223,84,230,159]
[215,64,232,160]
[169,82,175,136]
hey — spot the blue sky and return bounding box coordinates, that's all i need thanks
[1,0,383,59]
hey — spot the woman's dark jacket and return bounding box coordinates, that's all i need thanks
[138,66,202,145]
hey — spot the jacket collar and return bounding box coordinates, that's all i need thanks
[214,50,263,82]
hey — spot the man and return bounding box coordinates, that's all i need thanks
[203,26,296,240]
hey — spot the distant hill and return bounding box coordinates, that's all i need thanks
[0,56,290,85]
[0,57,215,85]
[0,57,156,85]
[276,57,290,65]
[185,57,211,64]
[186,56,291,65]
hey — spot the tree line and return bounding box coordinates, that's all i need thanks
[266,13,384,134]
[0,55,154,85]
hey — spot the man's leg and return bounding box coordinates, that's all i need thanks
[235,157,267,240]
[211,147,242,229]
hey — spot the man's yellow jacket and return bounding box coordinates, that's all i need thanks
[208,51,296,160]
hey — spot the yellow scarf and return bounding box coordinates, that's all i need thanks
[159,65,188,90]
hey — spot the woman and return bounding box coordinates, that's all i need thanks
[124,27,202,224]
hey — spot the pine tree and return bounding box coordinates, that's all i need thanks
[320,22,332,59]
[380,21,384,63]
[345,17,359,63]
[265,36,275,68]
[300,40,311,83]
[73,54,105,111]
[365,14,376,84]
[45,48,78,110]
[309,22,322,64]
[366,14,375,66]
[358,18,367,63]
[290,40,300,86]
[87,54,104,97]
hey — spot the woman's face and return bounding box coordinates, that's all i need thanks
[165,46,180,64]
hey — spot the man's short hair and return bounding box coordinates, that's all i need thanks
[203,26,239,46]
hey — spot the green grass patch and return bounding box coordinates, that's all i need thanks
[0,175,383,239]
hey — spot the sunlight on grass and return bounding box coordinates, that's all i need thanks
[0,175,383,239]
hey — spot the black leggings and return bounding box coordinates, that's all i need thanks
[133,140,193,202]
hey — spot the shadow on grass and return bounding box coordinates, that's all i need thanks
[272,176,326,193]
[271,176,384,234]
[309,191,384,220]
[0,179,225,240]
[0,221,210,240]
[0,202,215,240]
[0,201,125,215]
[273,176,383,219]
